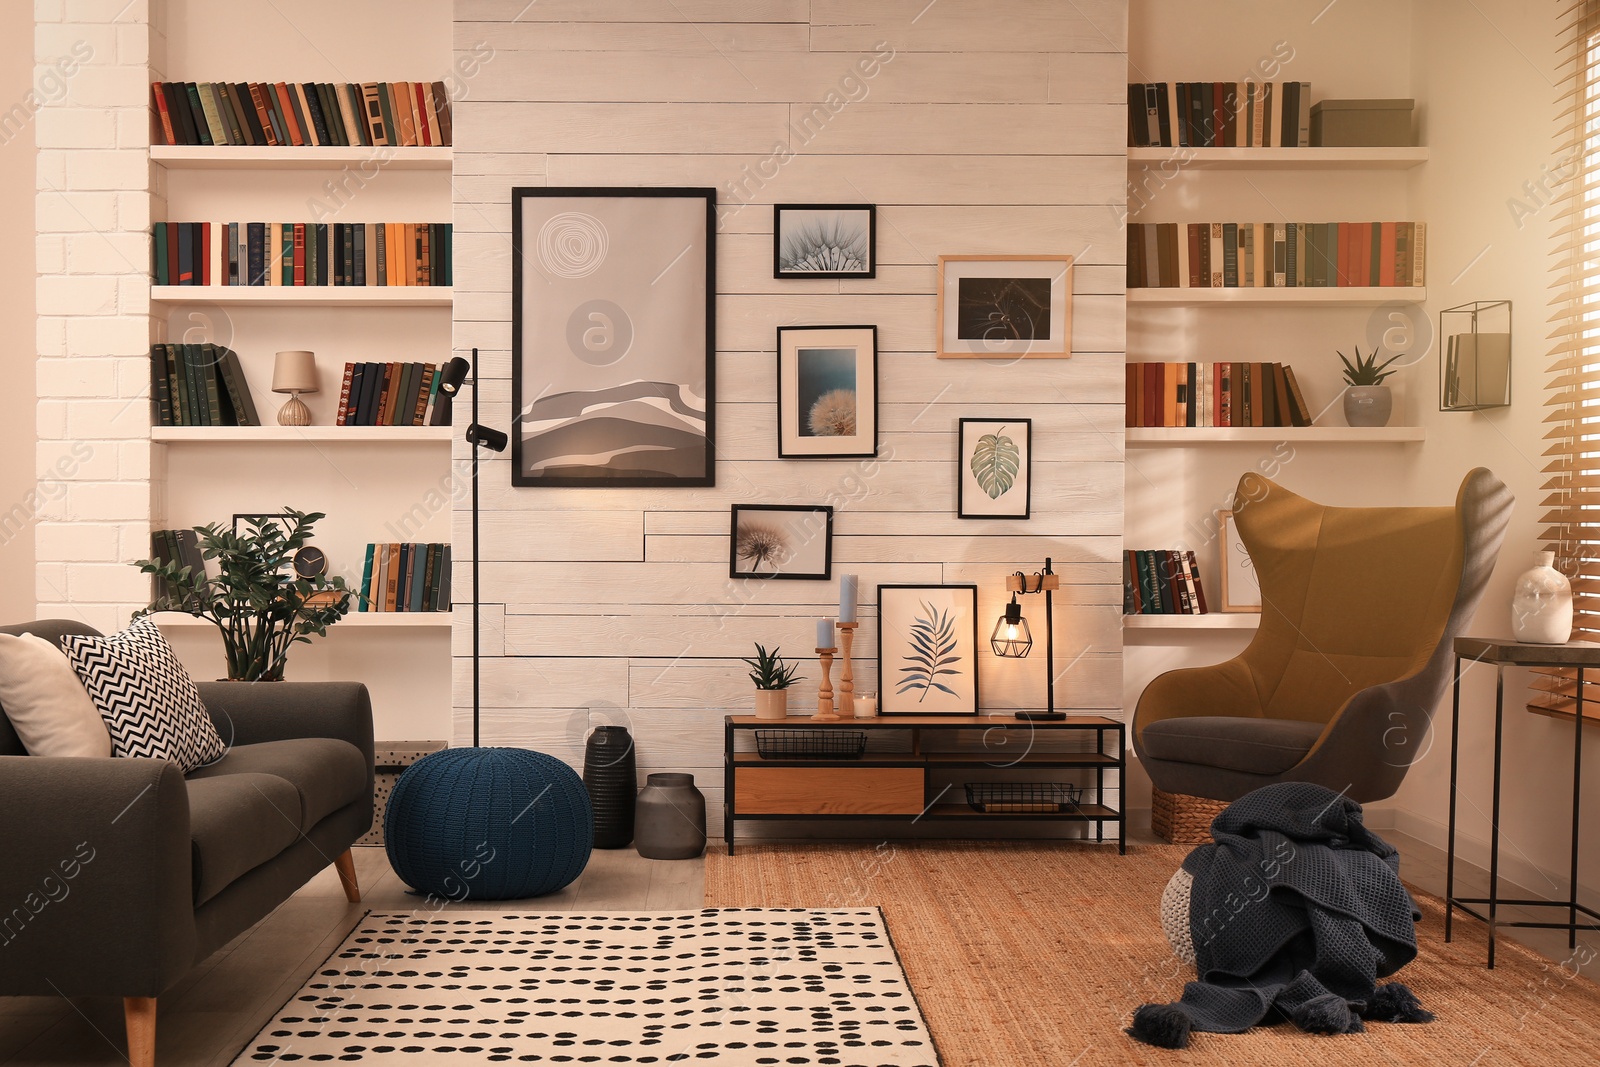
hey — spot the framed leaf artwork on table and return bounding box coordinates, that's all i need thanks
[877,584,980,716]
[958,418,1031,519]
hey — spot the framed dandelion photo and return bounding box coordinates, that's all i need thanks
[877,584,980,716]
[777,325,878,459]
[773,204,875,278]
[729,504,834,581]
[957,418,1032,519]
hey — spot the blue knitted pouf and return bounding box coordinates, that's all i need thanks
[384,747,593,900]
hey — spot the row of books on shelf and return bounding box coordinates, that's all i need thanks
[1128,81,1312,149]
[152,222,452,288]
[151,80,451,149]
[338,362,446,427]
[359,543,452,613]
[1127,221,1426,289]
[1124,550,1208,616]
[1126,362,1312,429]
[150,344,260,427]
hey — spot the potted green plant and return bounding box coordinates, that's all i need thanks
[134,509,354,681]
[741,643,802,720]
[1338,344,1403,427]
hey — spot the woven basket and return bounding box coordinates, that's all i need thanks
[1150,787,1227,845]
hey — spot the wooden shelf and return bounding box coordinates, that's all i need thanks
[1127,146,1428,170]
[1123,613,1259,630]
[1126,426,1424,446]
[151,145,452,170]
[730,751,1119,767]
[1128,287,1425,307]
[150,286,452,307]
[151,426,453,444]
[154,613,449,629]
[923,803,1120,820]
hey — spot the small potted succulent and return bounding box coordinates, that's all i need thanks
[1339,344,1403,427]
[742,643,802,720]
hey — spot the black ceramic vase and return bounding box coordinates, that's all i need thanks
[583,725,637,849]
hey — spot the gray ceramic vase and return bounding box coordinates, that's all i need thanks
[1342,386,1392,427]
[634,772,707,860]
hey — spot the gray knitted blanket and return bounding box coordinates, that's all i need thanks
[1128,782,1434,1048]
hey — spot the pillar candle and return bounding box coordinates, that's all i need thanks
[839,574,859,623]
[816,618,834,649]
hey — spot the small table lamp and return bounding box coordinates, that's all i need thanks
[272,350,319,426]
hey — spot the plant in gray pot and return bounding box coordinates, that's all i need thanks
[1339,344,1403,427]
[742,643,802,720]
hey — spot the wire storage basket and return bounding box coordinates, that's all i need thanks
[964,782,1082,813]
[754,730,868,761]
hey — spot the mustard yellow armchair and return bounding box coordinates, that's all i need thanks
[1133,468,1513,803]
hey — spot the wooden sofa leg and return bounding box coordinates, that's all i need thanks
[124,996,156,1067]
[333,849,361,903]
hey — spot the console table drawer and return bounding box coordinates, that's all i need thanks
[735,766,924,815]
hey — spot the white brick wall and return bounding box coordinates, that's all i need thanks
[34,4,153,626]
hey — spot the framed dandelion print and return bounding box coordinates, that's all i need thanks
[773,204,875,278]
[878,584,980,716]
[958,418,1032,519]
[777,324,878,459]
[729,504,834,581]
[936,254,1073,359]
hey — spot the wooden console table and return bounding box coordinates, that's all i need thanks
[1446,636,1600,967]
[722,713,1125,855]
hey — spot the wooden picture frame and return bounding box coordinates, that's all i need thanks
[1217,510,1261,612]
[729,504,834,580]
[510,187,716,487]
[936,254,1073,359]
[877,583,980,716]
[777,324,878,459]
[957,418,1031,519]
[773,204,875,278]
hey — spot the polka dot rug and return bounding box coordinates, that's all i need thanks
[231,909,939,1066]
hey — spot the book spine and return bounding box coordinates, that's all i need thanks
[151,83,176,145]
[216,82,247,145]
[1208,222,1223,288]
[220,347,259,425]
[412,364,436,426]
[151,346,172,426]
[200,343,223,426]
[183,83,213,145]
[432,80,452,145]
[1282,365,1313,427]
[247,82,279,146]
[337,363,355,426]
[359,544,375,612]
[1186,551,1208,614]
[1222,222,1238,287]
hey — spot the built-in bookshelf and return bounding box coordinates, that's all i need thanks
[1126,147,1428,170]
[1126,426,1425,446]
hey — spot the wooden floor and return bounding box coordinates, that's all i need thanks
[0,827,1590,1065]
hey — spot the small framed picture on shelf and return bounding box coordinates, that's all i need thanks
[1217,510,1261,612]
[957,418,1031,519]
[730,504,834,580]
[777,325,878,459]
[773,204,875,278]
[877,584,980,716]
[936,254,1073,359]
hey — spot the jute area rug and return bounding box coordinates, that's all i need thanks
[705,841,1600,1066]
[232,909,938,1065]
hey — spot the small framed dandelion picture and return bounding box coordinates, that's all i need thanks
[776,324,878,459]
[729,504,834,580]
[773,203,875,278]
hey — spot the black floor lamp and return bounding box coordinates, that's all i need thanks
[434,350,507,746]
[991,558,1066,721]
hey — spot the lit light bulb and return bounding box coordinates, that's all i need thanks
[1006,623,1019,640]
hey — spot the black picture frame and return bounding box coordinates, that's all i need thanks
[957,418,1033,520]
[510,187,716,487]
[777,324,878,459]
[877,583,981,716]
[729,504,834,580]
[773,203,876,278]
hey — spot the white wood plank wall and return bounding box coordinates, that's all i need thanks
[452,0,1129,834]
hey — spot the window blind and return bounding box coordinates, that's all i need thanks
[1534,1,1600,714]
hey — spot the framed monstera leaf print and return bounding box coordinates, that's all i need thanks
[958,418,1032,519]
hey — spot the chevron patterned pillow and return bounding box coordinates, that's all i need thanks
[61,618,226,772]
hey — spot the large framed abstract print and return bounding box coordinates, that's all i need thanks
[511,188,716,487]
[877,583,981,716]
[776,324,878,459]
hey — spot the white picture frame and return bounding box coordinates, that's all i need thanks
[1217,510,1261,612]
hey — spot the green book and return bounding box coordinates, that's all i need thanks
[358,543,375,612]
[409,544,429,614]
[199,343,224,427]
[281,223,294,286]
[172,344,197,426]
[1136,550,1162,614]
[216,346,260,426]
[437,545,452,610]
[150,346,172,427]
[183,82,213,146]
[152,222,168,285]
[376,83,397,148]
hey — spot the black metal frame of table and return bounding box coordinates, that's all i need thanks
[1446,635,1600,968]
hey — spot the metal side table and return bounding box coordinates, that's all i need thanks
[1446,636,1600,967]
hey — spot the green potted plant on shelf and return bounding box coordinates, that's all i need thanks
[742,643,802,720]
[1339,344,1404,427]
[133,509,354,681]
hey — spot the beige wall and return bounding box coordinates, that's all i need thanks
[2,1,35,621]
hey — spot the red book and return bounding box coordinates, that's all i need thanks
[1125,364,1137,428]
[1146,362,1163,429]
[273,83,303,146]
[200,222,211,285]
[1379,221,1396,287]
[293,224,306,286]
[413,82,432,145]
[151,83,175,145]
[336,363,355,426]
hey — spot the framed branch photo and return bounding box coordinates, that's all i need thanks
[1217,510,1262,612]
[773,204,875,278]
[511,187,716,487]
[877,584,980,716]
[936,254,1073,359]
[729,504,834,581]
[958,418,1031,519]
[777,325,878,459]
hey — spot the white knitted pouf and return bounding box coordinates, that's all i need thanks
[1161,867,1196,965]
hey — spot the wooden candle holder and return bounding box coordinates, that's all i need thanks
[836,622,858,709]
[814,646,840,720]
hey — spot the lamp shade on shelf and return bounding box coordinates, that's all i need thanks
[271,351,319,394]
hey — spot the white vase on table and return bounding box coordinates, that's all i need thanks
[1512,550,1573,645]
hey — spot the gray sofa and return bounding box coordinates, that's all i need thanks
[0,620,374,1067]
